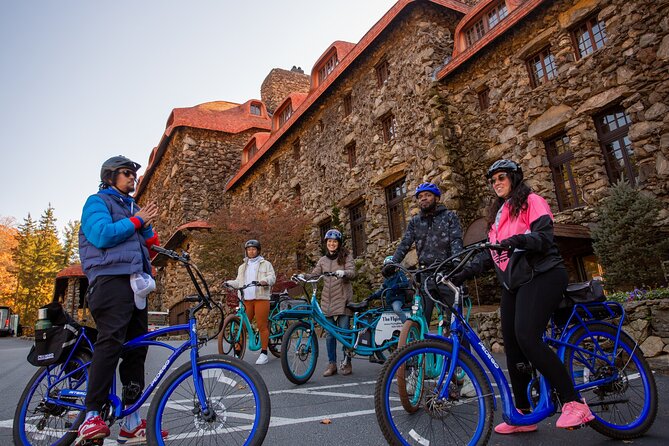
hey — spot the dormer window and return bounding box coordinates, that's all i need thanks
[318,52,339,84]
[278,103,293,128]
[250,102,262,116]
[465,1,509,47]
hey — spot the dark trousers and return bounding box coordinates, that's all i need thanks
[422,276,455,331]
[500,267,578,410]
[85,275,148,412]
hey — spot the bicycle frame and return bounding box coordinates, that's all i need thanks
[226,286,286,352]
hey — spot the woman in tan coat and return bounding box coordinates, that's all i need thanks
[309,229,356,376]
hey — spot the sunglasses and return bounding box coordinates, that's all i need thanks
[118,169,137,178]
[488,172,509,185]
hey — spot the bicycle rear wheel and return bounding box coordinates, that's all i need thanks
[148,354,270,446]
[13,351,91,446]
[375,339,494,446]
[281,321,318,385]
[564,322,657,439]
[218,315,247,359]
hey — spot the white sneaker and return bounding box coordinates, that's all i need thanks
[255,353,269,365]
[460,375,476,398]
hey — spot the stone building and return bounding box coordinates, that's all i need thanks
[131,0,668,321]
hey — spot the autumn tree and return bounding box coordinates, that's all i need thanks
[195,199,310,286]
[0,216,18,307]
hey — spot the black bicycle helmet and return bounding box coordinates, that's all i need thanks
[486,159,523,180]
[100,155,141,185]
[244,239,261,252]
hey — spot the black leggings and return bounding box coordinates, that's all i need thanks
[500,267,579,410]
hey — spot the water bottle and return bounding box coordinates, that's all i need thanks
[35,308,52,331]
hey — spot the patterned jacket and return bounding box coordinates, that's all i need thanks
[392,204,463,267]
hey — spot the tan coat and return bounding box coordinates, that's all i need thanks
[309,253,355,316]
[228,257,276,300]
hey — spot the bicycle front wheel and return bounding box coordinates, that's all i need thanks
[375,339,494,446]
[564,322,657,439]
[218,315,247,359]
[148,354,270,446]
[13,351,91,446]
[397,320,422,412]
[281,321,318,385]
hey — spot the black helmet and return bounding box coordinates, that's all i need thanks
[486,159,523,181]
[244,239,261,252]
[100,155,141,185]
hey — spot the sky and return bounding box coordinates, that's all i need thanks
[0,0,397,233]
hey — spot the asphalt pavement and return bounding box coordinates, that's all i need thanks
[1,335,668,445]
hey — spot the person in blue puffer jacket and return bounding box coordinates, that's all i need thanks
[75,155,164,445]
[367,256,411,323]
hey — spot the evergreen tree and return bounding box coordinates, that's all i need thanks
[12,214,38,323]
[61,220,81,267]
[592,180,669,291]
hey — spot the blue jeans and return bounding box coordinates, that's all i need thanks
[325,315,350,364]
[391,300,407,323]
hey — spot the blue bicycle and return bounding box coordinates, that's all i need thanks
[14,245,271,446]
[375,242,658,445]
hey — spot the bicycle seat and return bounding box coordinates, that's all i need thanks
[347,301,369,311]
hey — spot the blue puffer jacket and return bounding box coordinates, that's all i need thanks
[369,270,410,304]
[79,189,155,284]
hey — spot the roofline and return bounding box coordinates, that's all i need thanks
[225,0,471,191]
[435,0,548,79]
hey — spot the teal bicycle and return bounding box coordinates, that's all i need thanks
[218,281,288,359]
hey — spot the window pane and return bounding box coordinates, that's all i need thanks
[591,20,608,50]
[577,27,594,57]
[350,203,366,257]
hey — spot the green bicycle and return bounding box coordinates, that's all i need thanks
[217,281,288,359]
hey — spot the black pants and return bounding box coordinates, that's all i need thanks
[422,275,455,331]
[501,267,578,410]
[85,275,148,412]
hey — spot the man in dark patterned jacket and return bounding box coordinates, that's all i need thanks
[388,182,464,324]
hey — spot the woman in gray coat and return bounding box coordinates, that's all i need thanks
[309,229,356,376]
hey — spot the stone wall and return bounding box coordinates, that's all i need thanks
[471,299,669,373]
[228,3,464,281]
[437,0,669,228]
[260,68,311,114]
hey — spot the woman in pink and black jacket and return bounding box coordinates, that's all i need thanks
[451,159,593,435]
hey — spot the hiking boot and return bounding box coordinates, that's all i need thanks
[323,363,338,377]
[556,400,594,429]
[75,415,110,445]
[117,419,168,444]
[255,353,269,365]
[340,361,352,376]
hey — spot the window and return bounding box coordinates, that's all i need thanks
[527,47,557,87]
[386,179,407,241]
[375,59,390,86]
[293,184,301,199]
[545,134,581,210]
[248,143,258,159]
[594,106,636,183]
[319,218,333,242]
[572,15,608,59]
[345,142,356,168]
[248,186,253,201]
[250,103,262,116]
[317,119,324,132]
[293,139,300,160]
[477,87,490,110]
[465,1,508,47]
[318,52,339,83]
[278,103,293,127]
[273,160,281,177]
[343,93,352,117]
[349,202,366,258]
[381,113,397,143]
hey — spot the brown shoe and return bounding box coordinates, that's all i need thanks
[323,363,338,377]
[340,361,352,376]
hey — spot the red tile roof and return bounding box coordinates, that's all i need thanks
[135,100,272,199]
[226,0,471,191]
[436,0,548,79]
[310,41,356,90]
[56,264,85,278]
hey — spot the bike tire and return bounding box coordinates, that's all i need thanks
[397,320,422,412]
[564,322,658,439]
[281,321,318,385]
[375,339,494,446]
[218,315,247,359]
[13,351,91,446]
[147,354,270,446]
[268,319,285,358]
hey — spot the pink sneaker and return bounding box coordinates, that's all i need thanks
[75,415,110,445]
[556,400,595,429]
[117,419,168,444]
[494,421,538,434]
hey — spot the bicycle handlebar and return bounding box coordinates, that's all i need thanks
[290,272,337,284]
[223,281,262,291]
